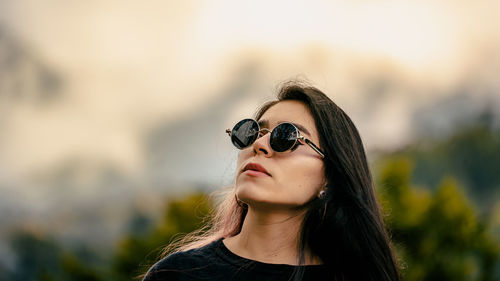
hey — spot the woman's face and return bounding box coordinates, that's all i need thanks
[235,100,326,210]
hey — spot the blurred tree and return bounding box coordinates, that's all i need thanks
[377,157,499,281]
[59,253,103,281]
[7,229,61,281]
[111,192,212,281]
[397,124,500,212]
[4,229,103,281]
[4,229,106,281]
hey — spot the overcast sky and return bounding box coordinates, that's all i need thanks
[1,0,499,186]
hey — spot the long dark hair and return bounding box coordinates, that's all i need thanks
[160,80,400,281]
[254,81,400,281]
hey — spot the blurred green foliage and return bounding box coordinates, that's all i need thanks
[3,230,105,281]
[396,125,500,212]
[377,157,499,281]
[0,194,212,281]
[111,193,212,281]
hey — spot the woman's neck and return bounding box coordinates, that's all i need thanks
[222,207,322,265]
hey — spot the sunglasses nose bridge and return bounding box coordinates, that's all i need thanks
[257,128,271,137]
[251,128,273,155]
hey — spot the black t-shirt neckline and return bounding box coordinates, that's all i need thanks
[214,238,328,275]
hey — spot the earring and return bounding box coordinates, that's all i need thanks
[318,190,326,199]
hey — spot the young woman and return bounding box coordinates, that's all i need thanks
[143,81,401,281]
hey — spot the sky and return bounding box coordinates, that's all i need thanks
[0,0,499,187]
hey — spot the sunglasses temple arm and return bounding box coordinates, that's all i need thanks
[304,138,325,158]
[225,129,232,136]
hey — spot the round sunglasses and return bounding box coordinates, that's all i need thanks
[225,118,325,158]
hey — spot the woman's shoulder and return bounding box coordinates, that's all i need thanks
[142,239,221,281]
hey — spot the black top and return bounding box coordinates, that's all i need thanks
[143,238,330,281]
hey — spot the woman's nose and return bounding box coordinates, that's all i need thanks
[252,131,273,157]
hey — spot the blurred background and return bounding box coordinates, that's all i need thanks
[1,0,499,280]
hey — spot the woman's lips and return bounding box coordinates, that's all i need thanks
[242,163,271,177]
[243,170,270,177]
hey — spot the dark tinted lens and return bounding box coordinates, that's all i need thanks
[270,123,297,152]
[231,119,259,149]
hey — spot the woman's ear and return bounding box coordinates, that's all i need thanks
[321,179,328,190]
